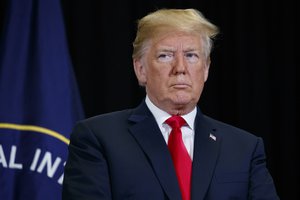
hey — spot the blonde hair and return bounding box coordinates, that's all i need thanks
[132,8,219,59]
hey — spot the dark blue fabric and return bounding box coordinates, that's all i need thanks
[0,0,84,199]
[63,101,279,200]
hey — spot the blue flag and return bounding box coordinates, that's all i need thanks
[0,0,84,199]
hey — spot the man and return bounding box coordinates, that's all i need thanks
[62,8,279,200]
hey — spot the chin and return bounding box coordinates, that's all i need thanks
[170,98,193,108]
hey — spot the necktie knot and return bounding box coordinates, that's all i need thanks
[165,115,186,129]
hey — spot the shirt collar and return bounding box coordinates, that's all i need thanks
[145,95,196,130]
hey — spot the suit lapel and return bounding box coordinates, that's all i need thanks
[128,102,182,200]
[191,111,221,200]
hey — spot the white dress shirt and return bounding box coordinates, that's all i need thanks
[145,96,196,160]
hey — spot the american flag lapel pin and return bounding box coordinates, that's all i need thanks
[209,133,217,141]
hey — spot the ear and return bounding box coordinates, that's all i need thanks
[204,57,211,82]
[133,58,147,86]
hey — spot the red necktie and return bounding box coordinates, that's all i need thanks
[166,115,192,200]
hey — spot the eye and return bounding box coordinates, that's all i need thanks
[185,52,199,63]
[157,53,174,62]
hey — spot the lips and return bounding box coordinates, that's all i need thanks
[171,83,191,89]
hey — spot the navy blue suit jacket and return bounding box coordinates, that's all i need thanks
[62,101,279,199]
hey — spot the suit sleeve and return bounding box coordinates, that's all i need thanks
[249,137,280,199]
[62,122,112,200]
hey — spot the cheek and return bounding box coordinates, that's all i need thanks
[192,68,208,88]
[148,64,170,81]
[204,67,209,81]
[146,67,171,95]
[199,64,209,79]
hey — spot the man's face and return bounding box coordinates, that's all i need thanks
[134,32,210,115]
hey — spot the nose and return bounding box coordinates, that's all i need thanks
[172,53,187,75]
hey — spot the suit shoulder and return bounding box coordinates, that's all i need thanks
[202,115,259,141]
[78,109,134,126]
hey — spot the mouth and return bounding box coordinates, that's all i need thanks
[171,83,190,89]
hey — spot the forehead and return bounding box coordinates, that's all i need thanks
[151,32,202,51]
